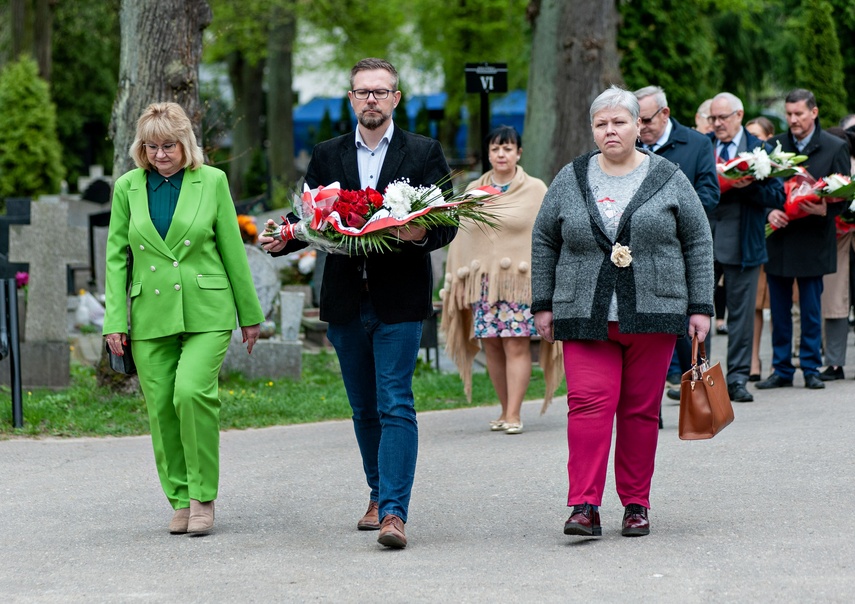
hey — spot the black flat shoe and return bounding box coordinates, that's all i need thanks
[818,366,844,381]
[755,374,793,390]
[748,374,761,382]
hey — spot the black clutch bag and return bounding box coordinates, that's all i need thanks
[106,339,136,375]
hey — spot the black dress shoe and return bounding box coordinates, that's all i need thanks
[564,503,602,537]
[666,388,680,401]
[622,504,650,537]
[818,366,845,381]
[716,324,728,335]
[728,383,754,403]
[804,374,826,389]
[755,374,793,389]
[748,374,761,382]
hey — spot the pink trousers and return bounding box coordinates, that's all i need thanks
[562,323,676,509]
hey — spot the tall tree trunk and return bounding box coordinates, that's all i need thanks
[110,0,213,177]
[267,1,297,187]
[522,0,621,182]
[226,51,265,201]
[34,0,55,80]
[10,0,33,59]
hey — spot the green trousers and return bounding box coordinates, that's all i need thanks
[133,330,232,510]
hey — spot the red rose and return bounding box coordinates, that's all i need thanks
[347,212,367,228]
[366,187,384,208]
[736,160,750,171]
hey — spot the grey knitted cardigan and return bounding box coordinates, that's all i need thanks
[531,150,714,341]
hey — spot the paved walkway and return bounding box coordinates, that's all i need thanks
[1,330,854,602]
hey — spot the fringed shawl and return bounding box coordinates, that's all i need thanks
[440,166,563,412]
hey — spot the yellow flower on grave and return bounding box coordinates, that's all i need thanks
[267,381,274,387]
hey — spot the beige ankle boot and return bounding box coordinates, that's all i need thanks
[187,499,215,535]
[169,507,190,534]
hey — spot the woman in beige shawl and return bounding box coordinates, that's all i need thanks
[441,126,562,434]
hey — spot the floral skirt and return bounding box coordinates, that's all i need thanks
[471,275,535,338]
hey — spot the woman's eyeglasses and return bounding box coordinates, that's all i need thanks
[144,142,178,154]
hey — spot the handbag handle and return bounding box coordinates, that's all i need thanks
[690,334,708,366]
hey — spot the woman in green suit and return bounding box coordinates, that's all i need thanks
[103,102,264,536]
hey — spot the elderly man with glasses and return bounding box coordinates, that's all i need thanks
[633,86,720,407]
[706,92,785,403]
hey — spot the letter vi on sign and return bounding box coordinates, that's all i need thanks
[464,63,508,94]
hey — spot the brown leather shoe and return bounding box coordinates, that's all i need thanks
[357,500,380,531]
[563,504,602,536]
[187,499,215,535]
[621,504,650,537]
[377,514,407,548]
[169,507,190,534]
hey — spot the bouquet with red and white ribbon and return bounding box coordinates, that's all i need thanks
[717,142,808,194]
[766,172,855,237]
[264,176,501,255]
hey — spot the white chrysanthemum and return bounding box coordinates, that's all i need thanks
[422,185,445,206]
[384,181,415,219]
[753,149,772,180]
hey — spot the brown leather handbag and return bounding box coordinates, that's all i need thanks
[678,335,734,440]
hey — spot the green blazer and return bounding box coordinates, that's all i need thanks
[103,165,264,340]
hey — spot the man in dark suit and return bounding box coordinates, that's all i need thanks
[261,58,455,549]
[634,86,720,404]
[707,92,785,403]
[756,88,849,391]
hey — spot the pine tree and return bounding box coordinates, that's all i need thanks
[0,55,64,204]
[792,0,848,125]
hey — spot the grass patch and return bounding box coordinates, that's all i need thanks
[0,351,565,438]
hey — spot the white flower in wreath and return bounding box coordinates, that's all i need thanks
[611,243,632,267]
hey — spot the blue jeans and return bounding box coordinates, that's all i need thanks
[326,293,422,523]
[767,274,823,379]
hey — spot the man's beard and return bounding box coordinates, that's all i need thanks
[358,108,390,130]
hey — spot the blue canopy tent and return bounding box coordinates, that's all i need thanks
[291,90,527,159]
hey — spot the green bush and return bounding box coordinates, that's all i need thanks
[0,55,65,203]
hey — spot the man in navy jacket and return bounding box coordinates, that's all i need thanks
[707,92,785,403]
[634,86,720,405]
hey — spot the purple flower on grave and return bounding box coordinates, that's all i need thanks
[15,271,28,289]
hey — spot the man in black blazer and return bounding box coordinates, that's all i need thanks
[262,58,455,549]
[756,88,849,391]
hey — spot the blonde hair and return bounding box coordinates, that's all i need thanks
[129,102,205,171]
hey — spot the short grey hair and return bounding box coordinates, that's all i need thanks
[711,92,744,112]
[590,85,639,122]
[634,85,668,109]
[696,99,712,117]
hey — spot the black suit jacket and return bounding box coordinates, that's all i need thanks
[282,127,455,324]
[767,124,849,277]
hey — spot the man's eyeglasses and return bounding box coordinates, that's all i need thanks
[640,106,664,125]
[707,111,738,124]
[351,89,395,101]
[144,142,178,154]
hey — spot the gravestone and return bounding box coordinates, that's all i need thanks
[0,197,90,387]
[221,290,303,380]
[244,244,280,318]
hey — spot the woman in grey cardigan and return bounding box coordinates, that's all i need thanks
[531,86,714,539]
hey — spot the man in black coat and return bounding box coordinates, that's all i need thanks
[261,58,455,549]
[634,86,720,404]
[756,88,850,391]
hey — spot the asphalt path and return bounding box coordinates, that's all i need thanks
[1,331,854,602]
